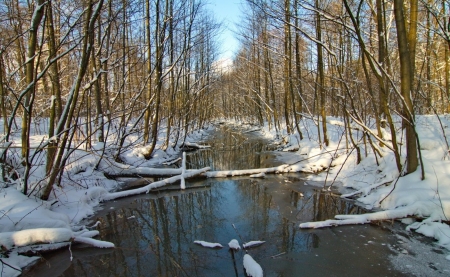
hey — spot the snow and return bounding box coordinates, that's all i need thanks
[243,254,263,277]
[206,165,288,178]
[249,172,266,178]
[0,228,73,249]
[243,241,266,249]
[228,239,241,250]
[194,240,223,248]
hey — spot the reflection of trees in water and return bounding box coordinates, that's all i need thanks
[62,188,229,276]
[235,180,320,253]
[187,127,266,171]
[301,190,364,222]
[289,189,363,222]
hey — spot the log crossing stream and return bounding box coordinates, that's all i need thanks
[23,125,450,276]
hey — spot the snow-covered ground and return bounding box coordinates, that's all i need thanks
[0,119,213,276]
[254,115,450,261]
[1,115,450,276]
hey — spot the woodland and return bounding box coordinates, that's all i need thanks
[1,0,450,275]
[0,0,447,198]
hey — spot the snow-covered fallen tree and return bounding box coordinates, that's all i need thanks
[180,142,211,150]
[101,167,210,201]
[205,165,288,178]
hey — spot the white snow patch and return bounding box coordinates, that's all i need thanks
[194,240,223,248]
[243,254,263,277]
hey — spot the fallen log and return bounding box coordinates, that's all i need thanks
[299,202,425,229]
[205,164,289,178]
[104,168,199,179]
[102,167,211,201]
[180,142,211,151]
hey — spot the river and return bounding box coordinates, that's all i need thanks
[23,124,450,276]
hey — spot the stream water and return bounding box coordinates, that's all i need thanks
[23,125,450,276]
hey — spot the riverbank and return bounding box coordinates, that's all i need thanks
[245,116,450,260]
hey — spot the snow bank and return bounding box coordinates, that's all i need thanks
[287,115,450,258]
[0,188,71,233]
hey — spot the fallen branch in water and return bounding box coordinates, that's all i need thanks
[205,165,288,178]
[299,202,425,229]
[180,142,211,151]
[102,167,211,201]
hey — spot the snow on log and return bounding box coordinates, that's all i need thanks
[162,157,181,165]
[206,165,288,178]
[243,241,265,249]
[73,236,114,248]
[0,228,73,249]
[228,239,241,250]
[180,142,211,150]
[299,218,370,228]
[194,240,223,248]
[18,242,71,254]
[73,230,100,238]
[341,179,395,198]
[0,227,115,251]
[102,167,211,201]
[300,203,426,229]
[104,167,195,178]
[249,172,265,178]
[243,128,261,133]
[243,254,263,277]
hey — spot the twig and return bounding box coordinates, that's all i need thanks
[271,252,286,258]
[232,224,245,244]
[14,203,44,226]
[432,166,449,221]
[0,258,22,273]
[379,159,407,205]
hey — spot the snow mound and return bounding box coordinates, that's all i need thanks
[228,239,241,250]
[243,254,263,277]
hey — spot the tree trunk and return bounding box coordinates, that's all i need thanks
[393,0,418,174]
[283,0,292,135]
[22,0,46,194]
[316,0,328,146]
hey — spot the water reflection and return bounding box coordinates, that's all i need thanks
[23,126,405,277]
[186,126,274,171]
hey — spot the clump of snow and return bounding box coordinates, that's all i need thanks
[194,240,223,248]
[249,172,265,178]
[243,254,263,277]
[228,239,241,250]
[243,240,265,249]
[0,228,73,249]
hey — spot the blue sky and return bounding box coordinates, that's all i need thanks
[208,0,242,61]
